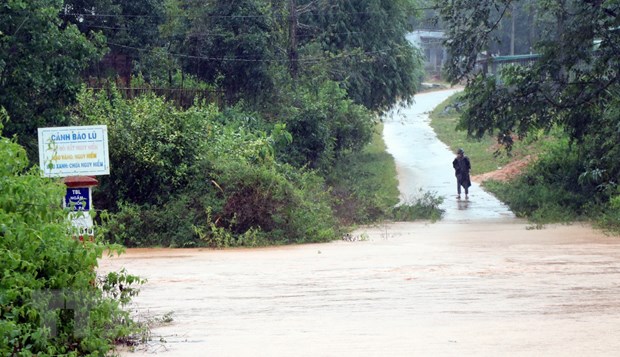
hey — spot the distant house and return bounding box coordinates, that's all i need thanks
[474,53,540,77]
[407,30,447,76]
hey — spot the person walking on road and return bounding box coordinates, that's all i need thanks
[453,148,471,199]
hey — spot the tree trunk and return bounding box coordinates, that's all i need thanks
[288,0,298,80]
[510,4,515,55]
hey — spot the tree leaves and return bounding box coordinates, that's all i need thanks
[0,0,106,160]
[441,0,620,198]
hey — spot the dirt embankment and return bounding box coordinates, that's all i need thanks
[471,155,534,183]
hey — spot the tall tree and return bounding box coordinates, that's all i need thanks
[0,0,105,157]
[62,0,166,82]
[182,0,278,104]
[439,0,620,189]
[298,0,424,112]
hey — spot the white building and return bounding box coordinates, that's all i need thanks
[407,31,447,76]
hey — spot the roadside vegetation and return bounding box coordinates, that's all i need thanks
[430,92,555,174]
[1,1,435,353]
[430,0,620,234]
[431,93,620,233]
[327,123,444,226]
[0,118,145,355]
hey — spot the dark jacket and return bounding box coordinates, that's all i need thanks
[453,156,471,186]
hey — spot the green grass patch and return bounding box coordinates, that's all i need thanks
[327,123,400,224]
[328,123,445,224]
[429,93,551,175]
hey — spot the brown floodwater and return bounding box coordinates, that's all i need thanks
[101,222,620,356]
[99,90,620,356]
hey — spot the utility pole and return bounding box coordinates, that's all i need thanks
[510,4,515,55]
[288,0,298,80]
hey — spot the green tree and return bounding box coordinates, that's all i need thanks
[62,0,166,83]
[282,80,375,170]
[0,114,141,355]
[439,0,620,195]
[298,0,424,112]
[181,0,278,104]
[0,0,106,158]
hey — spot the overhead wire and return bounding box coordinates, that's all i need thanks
[59,6,441,20]
[75,5,421,64]
[2,5,427,64]
[83,23,363,39]
[106,41,415,64]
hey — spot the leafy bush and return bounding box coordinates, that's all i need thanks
[483,139,591,224]
[391,190,445,222]
[204,160,338,245]
[106,162,338,248]
[282,81,375,171]
[72,87,216,209]
[103,200,203,248]
[597,194,620,234]
[100,106,338,247]
[0,119,142,355]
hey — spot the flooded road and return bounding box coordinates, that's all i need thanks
[101,89,620,356]
[103,223,620,356]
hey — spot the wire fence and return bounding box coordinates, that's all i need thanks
[86,86,224,108]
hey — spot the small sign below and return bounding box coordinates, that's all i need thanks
[64,187,91,211]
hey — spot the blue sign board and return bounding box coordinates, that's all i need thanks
[64,187,90,211]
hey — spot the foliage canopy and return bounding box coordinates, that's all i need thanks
[0,117,142,355]
[0,0,106,158]
[439,0,620,199]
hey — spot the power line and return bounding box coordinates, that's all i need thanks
[60,7,440,20]
[83,23,362,38]
[107,41,413,63]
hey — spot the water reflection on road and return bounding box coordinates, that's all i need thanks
[382,88,514,222]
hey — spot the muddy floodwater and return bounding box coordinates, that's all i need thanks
[102,223,620,356]
[100,90,620,356]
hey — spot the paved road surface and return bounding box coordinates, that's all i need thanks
[383,88,513,222]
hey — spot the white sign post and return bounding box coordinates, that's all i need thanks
[38,125,110,177]
[38,125,110,240]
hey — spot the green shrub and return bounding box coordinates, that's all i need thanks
[282,81,375,171]
[0,121,142,355]
[106,161,339,248]
[391,190,445,222]
[187,158,338,246]
[102,112,338,247]
[483,139,590,224]
[595,194,620,234]
[72,87,217,209]
[103,201,203,248]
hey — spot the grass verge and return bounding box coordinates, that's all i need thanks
[429,92,548,175]
[429,92,620,234]
[328,122,444,225]
[327,123,399,225]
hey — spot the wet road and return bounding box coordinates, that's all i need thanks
[383,89,513,222]
[102,89,620,356]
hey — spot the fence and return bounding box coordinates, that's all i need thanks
[87,86,224,109]
[475,54,541,76]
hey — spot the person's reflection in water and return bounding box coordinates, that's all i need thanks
[457,198,469,210]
